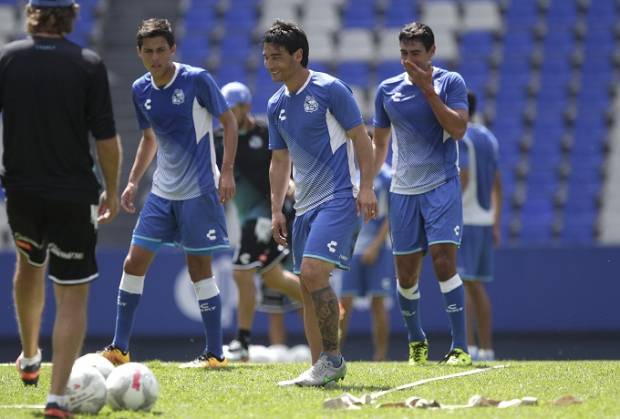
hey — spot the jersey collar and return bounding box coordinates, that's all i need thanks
[151,62,180,90]
[284,70,313,96]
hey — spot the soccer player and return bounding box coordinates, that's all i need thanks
[339,164,394,361]
[264,20,377,386]
[100,18,238,369]
[214,81,320,362]
[0,0,121,416]
[459,91,501,362]
[373,22,472,366]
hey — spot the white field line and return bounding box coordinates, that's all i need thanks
[370,364,509,401]
[0,362,52,366]
[0,404,45,409]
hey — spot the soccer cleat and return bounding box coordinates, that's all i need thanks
[477,349,495,362]
[44,402,73,418]
[179,352,229,369]
[226,339,249,362]
[277,353,346,387]
[16,350,42,386]
[408,340,428,366]
[440,348,473,366]
[99,344,130,366]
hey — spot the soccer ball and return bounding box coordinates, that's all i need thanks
[105,362,159,411]
[74,353,115,379]
[65,365,107,414]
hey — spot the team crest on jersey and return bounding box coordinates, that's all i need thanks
[303,95,318,113]
[249,135,263,149]
[172,89,185,105]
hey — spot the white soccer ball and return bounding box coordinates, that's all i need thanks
[74,353,115,379]
[289,344,312,362]
[65,364,107,414]
[105,362,159,411]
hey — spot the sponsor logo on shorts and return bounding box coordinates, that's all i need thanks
[49,243,84,260]
[402,310,416,317]
[454,225,460,236]
[206,229,217,241]
[446,303,463,313]
[239,253,251,265]
[327,241,338,253]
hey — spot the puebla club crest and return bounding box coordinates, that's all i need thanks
[303,95,318,113]
[172,88,185,105]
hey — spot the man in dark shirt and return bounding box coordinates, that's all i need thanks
[0,0,121,416]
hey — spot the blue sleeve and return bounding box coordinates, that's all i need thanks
[460,139,470,170]
[447,72,468,111]
[268,101,287,150]
[372,84,390,128]
[328,79,363,131]
[132,89,150,130]
[488,130,500,164]
[195,71,229,117]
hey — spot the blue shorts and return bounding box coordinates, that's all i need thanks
[132,192,230,255]
[390,176,463,255]
[291,198,361,274]
[341,246,395,297]
[458,225,494,282]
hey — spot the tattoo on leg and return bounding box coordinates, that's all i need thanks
[311,286,339,352]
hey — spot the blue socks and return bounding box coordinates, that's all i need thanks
[111,273,145,352]
[439,274,467,351]
[397,283,426,342]
[193,278,223,358]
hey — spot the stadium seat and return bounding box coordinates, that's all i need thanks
[462,1,502,32]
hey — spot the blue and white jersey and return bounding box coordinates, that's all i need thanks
[268,71,363,215]
[132,63,229,200]
[352,164,392,255]
[461,123,499,226]
[373,67,468,195]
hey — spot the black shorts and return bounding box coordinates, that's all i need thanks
[5,191,98,285]
[233,217,289,274]
[256,282,301,314]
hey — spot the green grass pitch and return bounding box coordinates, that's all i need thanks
[1,361,619,418]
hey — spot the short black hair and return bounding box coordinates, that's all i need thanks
[137,18,175,49]
[467,90,477,118]
[399,22,435,51]
[263,20,309,67]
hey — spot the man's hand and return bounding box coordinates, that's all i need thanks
[98,190,119,224]
[357,186,378,223]
[219,168,236,203]
[404,60,434,94]
[272,211,288,246]
[120,182,137,213]
[361,243,380,265]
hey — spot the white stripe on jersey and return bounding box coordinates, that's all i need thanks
[326,110,359,197]
[462,136,494,225]
[192,97,220,188]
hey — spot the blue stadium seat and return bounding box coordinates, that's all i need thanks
[384,0,417,27]
[336,61,371,88]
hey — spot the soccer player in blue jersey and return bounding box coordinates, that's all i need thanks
[100,19,238,368]
[339,164,394,361]
[373,22,472,365]
[263,20,377,386]
[459,91,502,362]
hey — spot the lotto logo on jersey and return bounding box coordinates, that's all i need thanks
[172,89,185,105]
[304,95,318,113]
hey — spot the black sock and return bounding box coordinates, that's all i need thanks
[238,329,251,349]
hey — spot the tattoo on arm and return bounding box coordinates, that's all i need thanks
[311,286,340,352]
